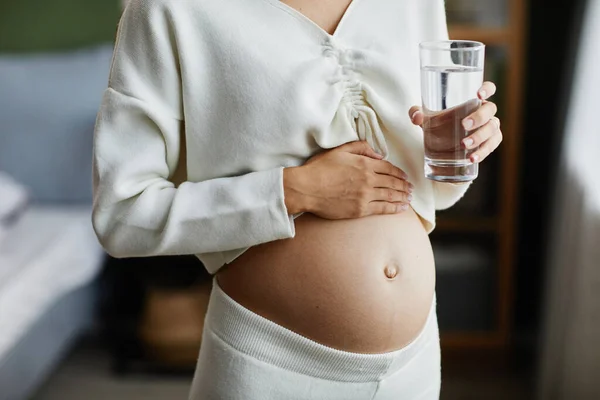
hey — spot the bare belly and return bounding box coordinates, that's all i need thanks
[217,207,436,354]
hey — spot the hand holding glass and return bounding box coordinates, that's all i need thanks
[420,40,485,182]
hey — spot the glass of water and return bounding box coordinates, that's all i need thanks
[420,40,485,182]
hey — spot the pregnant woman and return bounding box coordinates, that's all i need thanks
[92,0,503,398]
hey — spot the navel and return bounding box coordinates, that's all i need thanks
[384,264,400,280]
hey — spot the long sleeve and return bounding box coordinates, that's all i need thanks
[92,0,295,259]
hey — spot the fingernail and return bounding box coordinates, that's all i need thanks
[471,154,480,163]
[463,138,474,148]
[479,90,487,99]
[400,204,409,211]
[407,194,413,202]
[463,119,474,130]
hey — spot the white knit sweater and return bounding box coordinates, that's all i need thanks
[92,0,470,274]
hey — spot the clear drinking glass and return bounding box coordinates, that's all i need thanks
[420,40,485,182]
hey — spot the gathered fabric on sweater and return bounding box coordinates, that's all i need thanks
[92,0,470,274]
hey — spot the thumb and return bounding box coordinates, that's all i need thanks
[340,140,383,159]
[408,106,424,126]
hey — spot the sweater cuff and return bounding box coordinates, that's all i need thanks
[273,166,296,239]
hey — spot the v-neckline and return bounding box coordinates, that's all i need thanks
[264,0,364,39]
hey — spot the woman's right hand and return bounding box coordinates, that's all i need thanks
[283,141,413,219]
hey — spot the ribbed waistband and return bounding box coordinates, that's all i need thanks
[204,278,438,383]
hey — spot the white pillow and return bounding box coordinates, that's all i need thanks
[0,172,29,243]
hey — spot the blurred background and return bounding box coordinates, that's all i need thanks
[0,0,598,399]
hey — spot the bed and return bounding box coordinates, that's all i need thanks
[0,206,104,400]
[0,43,114,400]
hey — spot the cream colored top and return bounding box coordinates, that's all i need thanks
[92,0,470,274]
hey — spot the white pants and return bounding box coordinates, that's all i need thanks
[189,278,441,400]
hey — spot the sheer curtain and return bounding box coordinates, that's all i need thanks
[538,0,600,399]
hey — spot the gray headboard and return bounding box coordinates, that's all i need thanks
[0,45,114,203]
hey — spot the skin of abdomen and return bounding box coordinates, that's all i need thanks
[216,207,436,354]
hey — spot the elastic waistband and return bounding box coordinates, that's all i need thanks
[204,278,437,382]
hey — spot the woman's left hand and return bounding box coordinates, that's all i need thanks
[408,81,503,164]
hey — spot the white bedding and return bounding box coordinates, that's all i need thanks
[0,206,104,361]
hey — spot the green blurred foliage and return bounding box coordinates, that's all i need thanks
[0,0,121,53]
